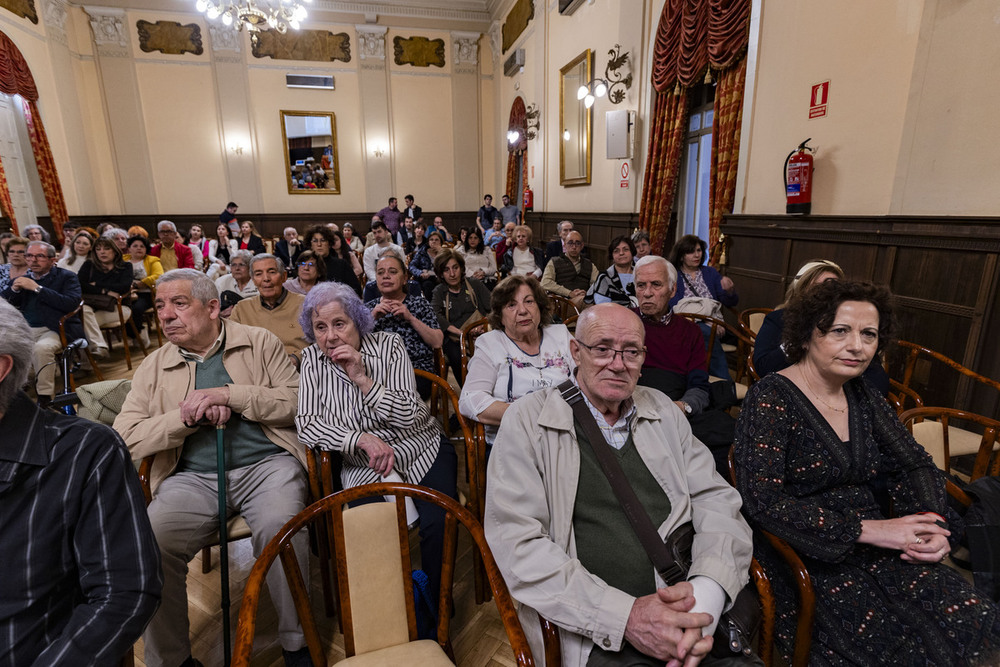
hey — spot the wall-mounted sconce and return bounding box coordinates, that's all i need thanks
[229,140,248,155]
[507,130,520,145]
[372,144,386,158]
[525,103,540,140]
[577,44,633,108]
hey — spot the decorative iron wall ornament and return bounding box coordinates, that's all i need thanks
[252,29,351,62]
[392,35,444,68]
[603,44,632,104]
[137,20,204,56]
[0,0,37,24]
[501,0,532,54]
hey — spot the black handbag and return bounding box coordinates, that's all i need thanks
[83,292,118,312]
[557,380,760,658]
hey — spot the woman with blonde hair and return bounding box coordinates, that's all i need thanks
[237,219,266,255]
[57,230,96,274]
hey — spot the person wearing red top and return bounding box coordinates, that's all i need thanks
[150,220,194,271]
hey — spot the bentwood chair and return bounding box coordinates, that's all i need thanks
[889,340,1000,412]
[738,307,772,342]
[546,292,580,323]
[94,294,148,370]
[459,316,492,383]
[899,407,1000,481]
[676,312,754,399]
[231,483,536,667]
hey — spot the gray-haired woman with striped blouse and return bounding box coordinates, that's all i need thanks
[295,281,457,599]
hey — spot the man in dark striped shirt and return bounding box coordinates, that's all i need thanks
[0,299,162,666]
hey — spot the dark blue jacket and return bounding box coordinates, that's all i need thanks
[2,266,84,340]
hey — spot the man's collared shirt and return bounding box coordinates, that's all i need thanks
[576,379,638,450]
[177,325,225,363]
[259,287,289,311]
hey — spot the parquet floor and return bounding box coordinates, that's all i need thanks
[63,336,516,667]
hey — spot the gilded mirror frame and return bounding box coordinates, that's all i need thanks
[559,49,593,187]
[280,110,341,195]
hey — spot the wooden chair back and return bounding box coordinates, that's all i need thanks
[889,340,1000,414]
[898,407,1000,480]
[676,312,753,387]
[888,378,924,415]
[738,307,772,341]
[459,316,492,382]
[546,292,580,322]
[231,483,536,667]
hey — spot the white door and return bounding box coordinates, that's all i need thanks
[0,93,37,232]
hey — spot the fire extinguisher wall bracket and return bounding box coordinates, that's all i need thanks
[784,138,814,215]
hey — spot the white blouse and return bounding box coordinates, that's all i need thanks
[56,255,88,274]
[458,247,497,278]
[512,247,540,278]
[459,324,575,443]
[296,332,441,488]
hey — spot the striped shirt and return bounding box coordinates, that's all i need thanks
[0,392,162,666]
[296,332,440,488]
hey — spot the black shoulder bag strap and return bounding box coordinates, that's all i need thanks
[556,380,686,584]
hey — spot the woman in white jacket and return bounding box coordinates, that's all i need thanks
[206,223,239,279]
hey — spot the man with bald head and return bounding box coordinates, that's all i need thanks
[485,304,754,667]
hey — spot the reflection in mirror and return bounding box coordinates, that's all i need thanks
[280,110,341,194]
[560,49,592,186]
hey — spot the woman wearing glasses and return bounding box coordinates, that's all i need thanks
[459,275,574,446]
[285,250,325,295]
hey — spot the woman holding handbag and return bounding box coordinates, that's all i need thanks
[668,235,738,379]
[78,237,135,358]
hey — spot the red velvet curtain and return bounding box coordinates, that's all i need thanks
[640,0,750,256]
[707,57,747,264]
[22,99,68,241]
[505,97,528,202]
[0,30,69,241]
[0,155,17,233]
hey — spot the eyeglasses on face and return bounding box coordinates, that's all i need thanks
[577,341,646,364]
[26,253,51,260]
[298,261,316,268]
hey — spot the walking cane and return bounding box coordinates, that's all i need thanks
[215,422,232,667]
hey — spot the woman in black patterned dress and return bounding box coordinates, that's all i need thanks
[734,280,1000,666]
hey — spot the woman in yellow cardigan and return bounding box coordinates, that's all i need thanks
[125,234,163,346]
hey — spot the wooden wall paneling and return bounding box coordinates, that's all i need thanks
[722,214,1000,413]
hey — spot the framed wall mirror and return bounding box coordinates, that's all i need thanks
[280,110,340,194]
[559,49,592,186]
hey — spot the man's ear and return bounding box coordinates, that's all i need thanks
[0,355,13,385]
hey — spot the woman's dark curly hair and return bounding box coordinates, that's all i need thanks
[782,280,897,365]
[488,274,552,330]
[304,224,336,253]
[668,234,707,269]
[127,235,151,253]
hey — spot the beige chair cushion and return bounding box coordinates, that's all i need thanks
[203,515,251,547]
[911,421,1000,470]
[748,312,766,337]
[337,639,452,666]
[708,375,747,400]
[95,307,131,327]
[342,502,411,654]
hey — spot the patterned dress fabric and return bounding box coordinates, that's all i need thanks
[735,374,1000,666]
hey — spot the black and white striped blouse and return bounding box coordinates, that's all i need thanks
[296,331,441,488]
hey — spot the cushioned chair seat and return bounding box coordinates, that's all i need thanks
[95,306,132,326]
[336,639,453,666]
[911,420,1000,471]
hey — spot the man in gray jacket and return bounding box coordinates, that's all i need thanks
[485,303,754,666]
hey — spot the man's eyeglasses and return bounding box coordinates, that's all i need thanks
[25,253,51,260]
[565,240,584,247]
[298,261,316,268]
[577,341,646,364]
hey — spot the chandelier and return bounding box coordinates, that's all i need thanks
[195,0,310,34]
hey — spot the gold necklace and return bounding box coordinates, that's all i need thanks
[799,367,847,413]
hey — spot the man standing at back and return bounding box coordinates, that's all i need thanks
[403,194,422,224]
[219,201,239,236]
[477,193,498,231]
[114,268,312,667]
[485,303,754,666]
[0,299,161,666]
[499,193,522,224]
[378,196,403,236]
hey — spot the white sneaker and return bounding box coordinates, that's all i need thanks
[139,328,151,348]
[92,346,110,360]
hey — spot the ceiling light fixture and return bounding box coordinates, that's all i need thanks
[195,0,310,37]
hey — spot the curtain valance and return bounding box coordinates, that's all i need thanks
[651,0,750,92]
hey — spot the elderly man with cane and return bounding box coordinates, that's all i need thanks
[114,268,312,667]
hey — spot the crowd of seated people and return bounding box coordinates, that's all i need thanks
[4,202,1000,667]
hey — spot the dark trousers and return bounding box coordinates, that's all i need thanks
[587,641,764,667]
[442,338,464,385]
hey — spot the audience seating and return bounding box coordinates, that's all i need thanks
[899,407,1000,480]
[546,292,580,322]
[889,340,1000,411]
[230,483,535,667]
[140,285,163,347]
[676,312,754,399]
[738,307,772,341]
[59,300,103,385]
[95,294,147,371]
[459,316,492,383]
[887,378,924,415]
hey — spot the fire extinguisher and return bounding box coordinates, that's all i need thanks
[784,138,815,215]
[522,185,534,212]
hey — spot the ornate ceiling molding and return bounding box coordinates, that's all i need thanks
[43,0,68,44]
[316,1,489,24]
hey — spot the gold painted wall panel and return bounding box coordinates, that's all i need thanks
[502,0,533,53]
[251,30,351,63]
[136,20,203,56]
[0,0,36,24]
[392,36,444,68]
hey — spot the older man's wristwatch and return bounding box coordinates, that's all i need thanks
[680,401,692,415]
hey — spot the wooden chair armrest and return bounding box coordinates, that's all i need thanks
[137,455,154,506]
[760,530,814,667]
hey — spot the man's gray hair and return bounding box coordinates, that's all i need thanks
[558,220,574,232]
[157,268,220,305]
[283,226,298,236]
[0,299,33,412]
[27,240,56,258]
[634,254,677,288]
[102,228,127,241]
[230,249,253,266]
[250,253,286,274]
[157,220,177,233]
